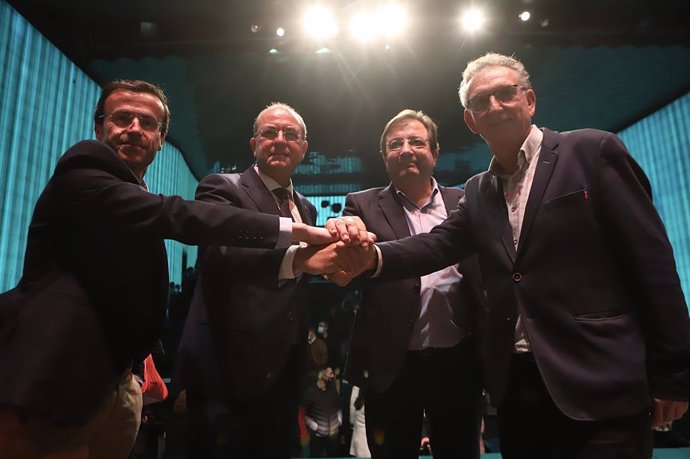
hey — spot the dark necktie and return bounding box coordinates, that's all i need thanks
[273,187,293,220]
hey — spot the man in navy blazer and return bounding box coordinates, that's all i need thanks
[326,53,690,458]
[0,84,337,459]
[343,110,483,458]
[176,103,319,458]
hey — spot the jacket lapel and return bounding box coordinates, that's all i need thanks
[378,185,411,239]
[239,167,282,217]
[481,174,516,262]
[516,129,559,260]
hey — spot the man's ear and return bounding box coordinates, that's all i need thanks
[464,109,479,134]
[94,123,103,140]
[250,136,257,158]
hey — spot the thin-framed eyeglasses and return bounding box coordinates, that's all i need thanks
[386,136,429,152]
[467,84,526,112]
[98,111,162,133]
[256,127,303,142]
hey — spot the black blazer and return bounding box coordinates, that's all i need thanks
[176,167,317,402]
[0,141,282,424]
[378,128,690,420]
[343,184,484,394]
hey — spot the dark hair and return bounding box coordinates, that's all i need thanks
[94,80,170,137]
[379,109,439,156]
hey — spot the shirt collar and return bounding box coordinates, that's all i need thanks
[395,177,440,210]
[488,125,544,179]
[254,165,294,197]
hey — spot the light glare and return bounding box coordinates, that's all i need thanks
[461,8,486,33]
[519,11,531,22]
[304,6,338,39]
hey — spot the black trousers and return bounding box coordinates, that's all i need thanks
[365,338,482,458]
[185,344,302,459]
[497,353,653,459]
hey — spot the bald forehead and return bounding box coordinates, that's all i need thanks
[255,106,305,136]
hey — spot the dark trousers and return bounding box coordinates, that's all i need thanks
[185,345,302,459]
[365,339,482,458]
[498,353,653,459]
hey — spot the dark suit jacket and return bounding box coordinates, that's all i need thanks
[176,167,316,402]
[0,141,282,424]
[343,184,484,394]
[378,128,690,420]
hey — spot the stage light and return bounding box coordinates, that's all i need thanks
[304,6,338,39]
[315,47,332,54]
[379,4,407,38]
[519,11,531,22]
[461,8,486,33]
[276,27,285,37]
[268,48,279,54]
[250,24,260,33]
[349,11,378,42]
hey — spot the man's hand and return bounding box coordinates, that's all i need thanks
[322,244,377,286]
[652,398,688,428]
[291,223,338,246]
[293,242,376,279]
[326,216,376,248]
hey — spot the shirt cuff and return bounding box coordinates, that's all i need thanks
[279,245,300,280]
[371,244,383,277]
[276,217,293,248]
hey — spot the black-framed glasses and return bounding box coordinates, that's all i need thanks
[256,127,302,142]
[386,136,429,152]
[98,111,162,133]
[467,84,525,112]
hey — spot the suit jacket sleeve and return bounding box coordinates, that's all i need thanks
[195,173,291,283]
[377,197,476,279]
[594,133,690,399]
[52,141,281,248]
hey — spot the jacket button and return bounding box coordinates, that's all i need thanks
[407,319,414,328]
[512,272,522,282]
[412,284,421,293]
[287,312,295,321]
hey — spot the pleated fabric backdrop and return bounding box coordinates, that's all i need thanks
[619,92,690,308]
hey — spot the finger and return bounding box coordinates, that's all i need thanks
[333,218,352,243]
[325,218,339,236]
[651,399,667,428]
[324,271,353,287]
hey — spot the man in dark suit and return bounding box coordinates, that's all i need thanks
[176,103,320,458]
[0,83,340,459]
[326,53,690,459]
[343,110,483,458]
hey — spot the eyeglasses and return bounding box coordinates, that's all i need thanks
[99,111,162,133]
[256,127,303,142]
[386,136,429,152]
[466,84,525,112]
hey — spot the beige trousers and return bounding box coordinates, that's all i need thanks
[0,371,142,459]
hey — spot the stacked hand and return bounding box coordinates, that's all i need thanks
[293,217,377,286]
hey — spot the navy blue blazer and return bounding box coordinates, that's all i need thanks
[378,128,690,420]
[176,167,316,402]
[0,141,282,424]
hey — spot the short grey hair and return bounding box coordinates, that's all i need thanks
[458,52,531,108]
[253,102,307,139]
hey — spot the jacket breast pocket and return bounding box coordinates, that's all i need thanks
[543,188,589,211]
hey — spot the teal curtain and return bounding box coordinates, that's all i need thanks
[619,92,690,309]
[0,0,197,291]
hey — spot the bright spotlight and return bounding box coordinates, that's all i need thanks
[461,8,486,33]
[304,6,338,39]
[350,11,378,42]
[518,11,531,22]
[379,4,407,37]
[276,27,285,37]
